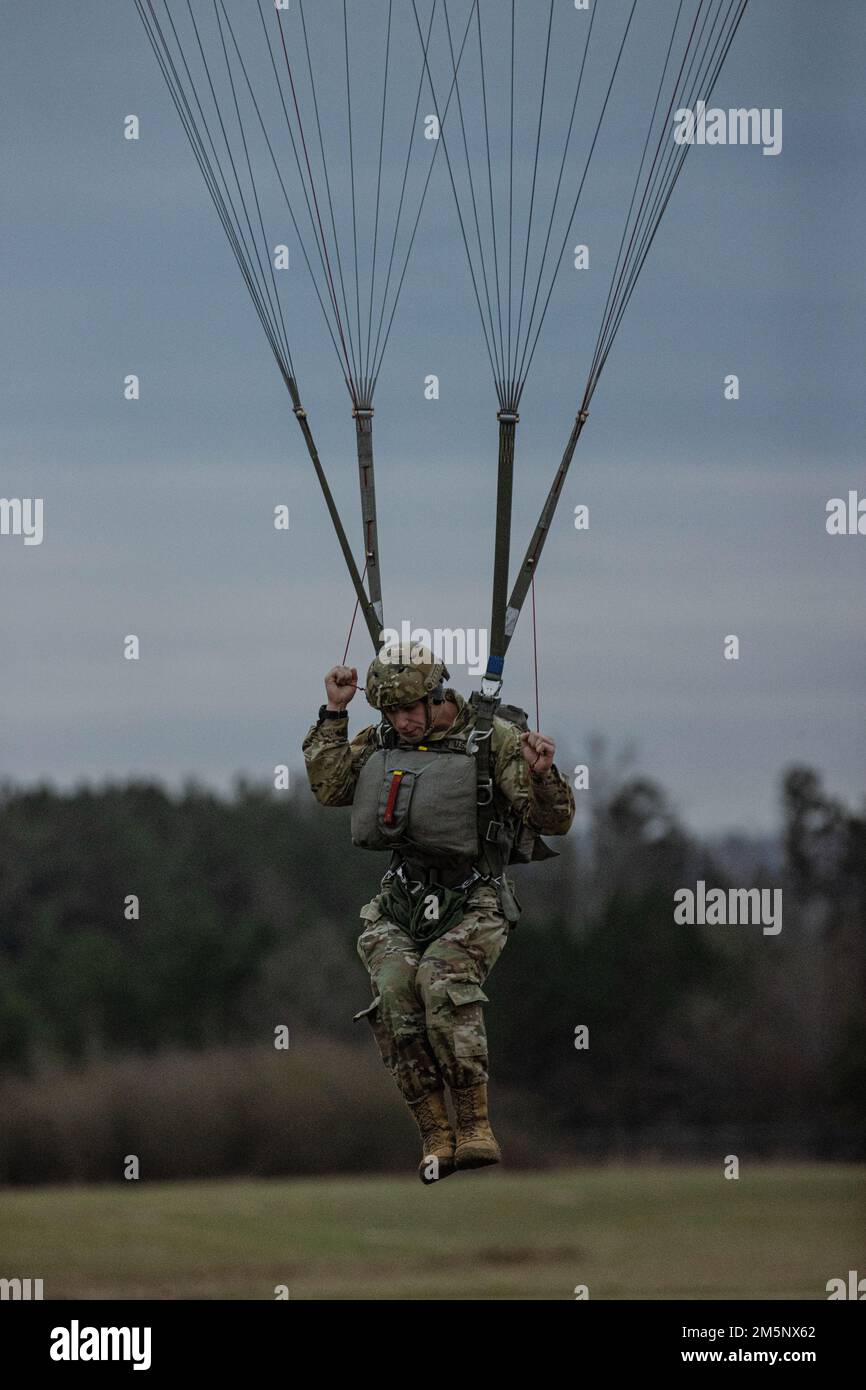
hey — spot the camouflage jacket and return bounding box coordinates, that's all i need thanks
[302,688,575,849]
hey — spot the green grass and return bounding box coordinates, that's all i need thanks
[0,1165,862,1300]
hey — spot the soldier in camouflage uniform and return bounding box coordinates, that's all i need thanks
[303,643,574,1183]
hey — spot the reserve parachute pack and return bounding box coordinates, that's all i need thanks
[350,700,556,872]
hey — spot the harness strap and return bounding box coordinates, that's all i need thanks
[503,404,589,652]
[468,689,511,877]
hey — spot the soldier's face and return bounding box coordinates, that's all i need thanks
[385,700,428,742]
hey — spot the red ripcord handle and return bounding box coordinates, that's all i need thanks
[383,770,404,826]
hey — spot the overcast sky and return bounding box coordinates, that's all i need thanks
[2,1,863,834]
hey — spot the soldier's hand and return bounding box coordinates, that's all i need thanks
[521,730,555,779]
[324,665,358,710]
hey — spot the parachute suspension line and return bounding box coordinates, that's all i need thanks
[514,0,640,401]
[136,1,457,645]
[506,0,749,659]
[275,1,384,622]
[342,558,369,666]
[134,1,372,642]
[369,0,477,400]
[410,0,505,403]
[225,4,355,380]
[438,0,556,407]
[296,2,360,395]
[431,0,627,407]
[508,0,599,401]
[364,0,393,404]
[136,3,458,649]
[584,0,688,408]
[272,2,359,408]
[512,0,555,393]
[211,0,294,379]
[424,0,638,685]
[265,0,449,409]
[507,0,515,382]
[587,0,749,400]
[273,1,463,634]
[367,0,439,397]
[182,0,290,374]
[587,0,715,402]
[343,0,364,394]
[613,1,749,382]
[205,0,383,633]
[133,1,295,385]
[474,2,505,396]
[254,0,360,381]
[341,4,381,614]
[437,1,507,396]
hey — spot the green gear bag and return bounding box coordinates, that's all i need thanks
[379,872,473,947]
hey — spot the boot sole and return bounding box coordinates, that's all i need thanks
[455,1148,501,1170]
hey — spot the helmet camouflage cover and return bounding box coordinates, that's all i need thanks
[365,642,450,711]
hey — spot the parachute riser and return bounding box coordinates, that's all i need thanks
[485,408,519,688]
[286,377,382,650]
[501,403,590,660]
[352,403,384,634]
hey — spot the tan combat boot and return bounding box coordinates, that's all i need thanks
[408,1089,456,1185]
[452,1082,502,1169]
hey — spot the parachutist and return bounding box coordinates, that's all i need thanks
[139,0,751,1186]
[304,644,575,1183]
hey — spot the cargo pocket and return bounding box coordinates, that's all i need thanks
[352,994,397,1073]
[376,767,419,838]
[359,898,385,925]
[445,980,489,1058]
[357,898,386,968]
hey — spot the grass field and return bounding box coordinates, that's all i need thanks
[0,1165,862,1300]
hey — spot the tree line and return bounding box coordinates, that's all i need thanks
[0,754,862,1174]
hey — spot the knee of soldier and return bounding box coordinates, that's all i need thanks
[376,959,421,1019]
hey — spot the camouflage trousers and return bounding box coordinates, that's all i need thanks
[354,880,509,1103]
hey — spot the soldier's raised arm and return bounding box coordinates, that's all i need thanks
[491,719,575,837]
[302,665,376,807]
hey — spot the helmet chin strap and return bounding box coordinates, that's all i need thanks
[421,695,437,737]
[421,679,450,736]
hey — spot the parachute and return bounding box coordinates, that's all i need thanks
[134,0,749,700]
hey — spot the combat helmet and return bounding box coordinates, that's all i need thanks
[365,641,450,712]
